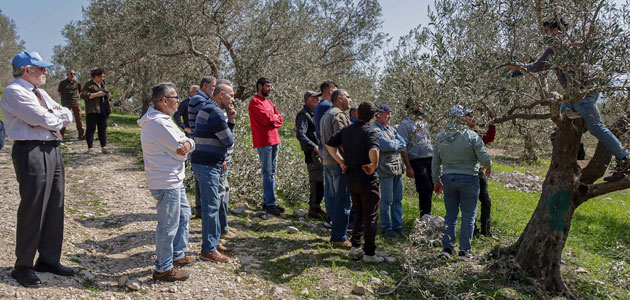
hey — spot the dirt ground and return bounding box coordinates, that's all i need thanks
[0,126,359,300]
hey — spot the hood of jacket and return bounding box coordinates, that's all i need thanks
[138,106,170,127]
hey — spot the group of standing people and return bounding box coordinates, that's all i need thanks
[57,67,112,154]
[295,81,498,262]
[3,15,630,287]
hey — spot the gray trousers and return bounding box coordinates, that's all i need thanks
[11,141,65,268]
[219,162,230,235]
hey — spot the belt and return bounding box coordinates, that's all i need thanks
[14,140,61,147]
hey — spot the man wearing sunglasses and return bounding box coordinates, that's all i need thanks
[0,51,75,287]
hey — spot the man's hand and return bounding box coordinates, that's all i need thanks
[406,167,415,179]
[222,161,227,174]
[362,163,377,175]
[434,182,444,194]
[176,141,192,156]
[338,162,348,174]
[94,91,106,97]
[313,146,319,157]
[184,128,191,134]
[484,167,492,178]
[227,104,236,122]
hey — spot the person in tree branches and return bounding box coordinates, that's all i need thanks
[507,18,630,182]
[464,109,496,237]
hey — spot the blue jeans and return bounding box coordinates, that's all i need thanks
[192,163,222,254]
[257,144,279,207]
[323,164,351,242]
[219,162,230,234]
[561,93,628,159]
[150,185,191,272]
[379,175,403,232]
[441,173,479,251]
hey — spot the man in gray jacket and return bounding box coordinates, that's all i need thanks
[432,105,492,260]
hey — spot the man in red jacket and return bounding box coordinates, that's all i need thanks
[464,109,495,236]
[248,77,285,216]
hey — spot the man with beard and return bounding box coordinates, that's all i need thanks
[248,77,285,216]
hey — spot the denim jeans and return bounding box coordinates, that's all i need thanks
[441,173,479,251]
[219,162,230,235]
[561,93,628,159]
[379,175,403,232]
[150,185,191,272]
[257,144,279,207]
[323,164,351,242]
[192,163,222,254]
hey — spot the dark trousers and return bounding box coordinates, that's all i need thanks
[347,178,380,256]
[410,157,433,216]
[477,171,492,233]
[11,141,65,268]
[305,151,324,208]
[60,103,84,137]
[85,113,108,148]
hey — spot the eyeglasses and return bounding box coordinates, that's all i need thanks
[30,66,47,73]
[164,96,180,102]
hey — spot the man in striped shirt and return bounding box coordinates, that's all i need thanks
[187,76,216,218]
[191,83,235,263]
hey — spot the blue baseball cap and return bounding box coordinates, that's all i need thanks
[449,105,473,117]
[377,104,392,113]
[11,51,53,68]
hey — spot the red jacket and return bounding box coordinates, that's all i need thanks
[248,95,283,148]
[475,124,496,145]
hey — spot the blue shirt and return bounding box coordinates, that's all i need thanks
[313,99,332,148]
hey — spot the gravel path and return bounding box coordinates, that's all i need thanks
[0,129,289,300]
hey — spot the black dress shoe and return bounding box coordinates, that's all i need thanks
[11,267,41,288]
[34,262,75,276]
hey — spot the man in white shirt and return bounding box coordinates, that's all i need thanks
[138,82,195,281]
[0,51,74,287]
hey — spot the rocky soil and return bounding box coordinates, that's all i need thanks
[0,126,400,300]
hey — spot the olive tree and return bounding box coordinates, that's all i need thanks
[0,10,24,87]
[382,0,630,295]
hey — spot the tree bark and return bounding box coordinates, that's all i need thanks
[514,116,587,296]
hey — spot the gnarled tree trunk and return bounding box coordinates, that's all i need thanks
[514,116,585,295]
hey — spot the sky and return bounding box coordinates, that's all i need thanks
[0,0,433,62]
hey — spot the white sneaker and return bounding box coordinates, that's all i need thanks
[86,148,96,154]
[348,247,364,260]
[362,254,384,263]
[101,146,112,154]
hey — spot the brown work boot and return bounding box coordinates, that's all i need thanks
[217,244,233,254]
[308,207,327,220]
[173,255,195,268]
[604,158,630,182]
[152,268,189,282]
[199,251,229,263]
[330,240,352,250]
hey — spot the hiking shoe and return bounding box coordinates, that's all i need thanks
[86,148,96,154]
[101,146,112,154]
[458,250,473,261]
[153,268,189,282]
[362,255,384,263]
[217,244,233,254]
[275,204,286,213]
[348,247,364,260]
[199,251,229,263]
[385,230,399,238]
[330,240,352,250]
[604,157,630,182]
[173,256,195,268]
[264,205,283,216]
[308,207,327,220]
[439,248,452,259]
